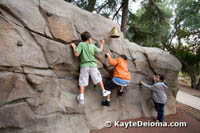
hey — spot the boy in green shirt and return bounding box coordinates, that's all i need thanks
[71,31,111,104]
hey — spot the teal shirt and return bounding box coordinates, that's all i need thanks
[76,42,100,67]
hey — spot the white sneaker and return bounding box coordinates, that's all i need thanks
[103,90,111,97]
[77,95,84,104]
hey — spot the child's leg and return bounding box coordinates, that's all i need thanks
[120,86,124,91]
[112,77,129,96]
[80,86,84,94]
[104,80,116,101]
[79,86,85,100]
[90,68,111,96]
[157,103,165,122]
[77,67,89,104]
[102,80,117,106]
[106,94,111,100]
[119,86,127,96]
[98,81,111,96]
[99,81,105,92]
[154,101,159,112]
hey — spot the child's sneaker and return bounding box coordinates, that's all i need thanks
[77,95,84,104]
[102,100,111,106]
[102,90,111,97]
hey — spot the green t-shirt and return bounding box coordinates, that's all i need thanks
[76,42,100,67]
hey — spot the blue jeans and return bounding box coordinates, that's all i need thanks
[154,101,165,122]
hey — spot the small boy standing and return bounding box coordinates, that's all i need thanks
[141,75,168,122]
[71,31,111,104]
[102,53,131,106]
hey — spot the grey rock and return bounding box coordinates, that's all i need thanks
[0,72,35,105]
[27,97,66,115]
[0,18,48,68]
[23,67,55,76]
[47,15,79,43]
[6,74,36,102]
[0,72,15,106]
[0,103,35,129]
[0,0,46,34]
[33,33,80,72]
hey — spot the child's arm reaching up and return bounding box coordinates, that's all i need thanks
[99,39,104,52]
[106,53,118,66]
[71,43,80,57]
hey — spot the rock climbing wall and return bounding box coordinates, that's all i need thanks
[0,0,181,132]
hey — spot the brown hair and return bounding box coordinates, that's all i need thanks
[120,54,128,60]
[81,31,92,41]
[158,74,165,82]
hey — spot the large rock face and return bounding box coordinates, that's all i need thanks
[0,0,181,132]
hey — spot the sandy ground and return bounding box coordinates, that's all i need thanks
[91,81,200,133]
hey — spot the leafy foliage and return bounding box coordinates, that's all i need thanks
[64,0,121,18]
[127,0,172,47]
[168,0,200,88]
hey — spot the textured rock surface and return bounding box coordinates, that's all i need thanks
[0,0,181,132]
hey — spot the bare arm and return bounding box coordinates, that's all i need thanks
[99,39,104,52]
[106,53,118,66]
[70,43,79,57]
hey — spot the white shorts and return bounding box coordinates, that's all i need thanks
[79,67,102,87]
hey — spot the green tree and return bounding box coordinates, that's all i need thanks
[64,0,97,12]
[127,0,172,47]
[167,0,200,89]
[127,0,200,89]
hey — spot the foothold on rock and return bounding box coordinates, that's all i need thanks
[37,87,44,92]
[46,12,53,17]
[17,40,23,47]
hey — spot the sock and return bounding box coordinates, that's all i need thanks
[79,94,84,100]
[107,99,110,102]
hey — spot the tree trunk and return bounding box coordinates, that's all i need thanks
[86,0,96,12]
[121,0,129,38]
[112,3,123,20]
[191,73,197,89]
[182,61,197,88]
[196,77,200,90]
